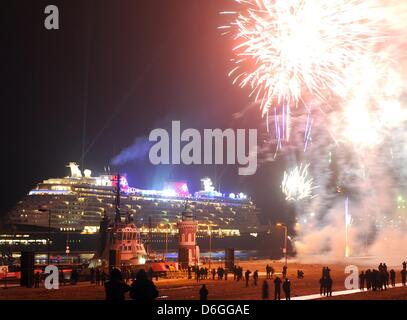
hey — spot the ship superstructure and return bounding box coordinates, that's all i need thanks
[2,163,261,252]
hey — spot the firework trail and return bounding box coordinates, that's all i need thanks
[345,197,352,257]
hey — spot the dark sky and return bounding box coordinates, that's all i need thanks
[2,0,295,226]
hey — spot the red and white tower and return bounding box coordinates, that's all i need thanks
[177,204,199,268]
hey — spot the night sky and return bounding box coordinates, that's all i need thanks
[2,0,295,227]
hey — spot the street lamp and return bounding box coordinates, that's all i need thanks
[276,223,288,267]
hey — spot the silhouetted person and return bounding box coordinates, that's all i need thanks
[34,271,41,288]
[270,266,275,276]
[101,270,107,285]
[401,269,407,286]
[403,261,407,271]
[381,270,387,291]
[95,268,101,286]
[372,269,380,291]
[365,269,372,291]
[274,276,282,300]
[59,269,66,286]
[253,270,259,286]
[199,284,208,300]
[123,268,131,283]
[188,266,192,280]
[130,269,159,301]
[320,277,326,295]
[245,270,251,287]
[282,278,291,300]
[105,268,130,301]
[238,267,243,282]
[282,265,287,278]
[196,268,200,282]
[70,269,78,285]
[326,276,333,296]
[359,271,365,291]
[148,267,154,281]
[218,267,225,280]
[262,280,269,300]
[211,268,216,280]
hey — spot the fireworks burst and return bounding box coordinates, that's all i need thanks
[282,163,317,201]
[221,0,386,115]
[222,1,407,260]
[339,58,407,149]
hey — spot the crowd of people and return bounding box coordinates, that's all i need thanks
[34,262,297,300]
[28,259,407,300]
[195,264,292,300]
[319,267,333,296]
[194,261,405,300]
[89,266,151,285]
[33,268,82,288]
[191,266,230,281]
[105,268,159,301]
[359,261,407,291]
[264,276,291,300]
[90,268,108,286]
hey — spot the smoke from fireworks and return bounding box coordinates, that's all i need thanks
[223,0,407,262]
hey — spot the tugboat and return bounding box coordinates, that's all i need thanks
[98,174,147,266]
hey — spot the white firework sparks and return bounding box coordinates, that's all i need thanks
[221,0,387,117]
[282,163,317,201]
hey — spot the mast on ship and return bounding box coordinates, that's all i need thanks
[98,172,122,257]
[97,171,148,266]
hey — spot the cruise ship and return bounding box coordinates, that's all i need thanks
[1,163,263,254]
